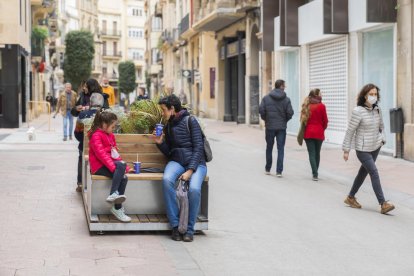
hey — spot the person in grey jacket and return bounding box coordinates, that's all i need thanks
[259,79,294,177]
[342,83,395,214]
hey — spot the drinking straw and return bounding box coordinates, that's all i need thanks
[137,154,139,163]
[159,117,162,124]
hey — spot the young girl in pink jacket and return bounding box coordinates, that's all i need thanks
[88,110,133,222]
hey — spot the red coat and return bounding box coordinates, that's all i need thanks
[304,103,328,140]
[89,129,129,174]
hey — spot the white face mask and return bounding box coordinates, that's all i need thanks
[367,95,377,105]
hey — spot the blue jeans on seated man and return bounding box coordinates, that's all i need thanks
[162,161,207,235]
[265,129,286,173]
[63,110,74,138]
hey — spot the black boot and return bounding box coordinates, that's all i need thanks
[171,227,182,241]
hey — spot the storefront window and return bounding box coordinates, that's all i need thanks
[283,50,300,133]
[363,27,394,151]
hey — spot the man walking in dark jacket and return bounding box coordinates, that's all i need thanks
[259,79,294,177]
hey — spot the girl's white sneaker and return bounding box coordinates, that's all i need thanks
[110,206,131,222]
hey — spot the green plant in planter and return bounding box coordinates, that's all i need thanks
[129,97,166,133]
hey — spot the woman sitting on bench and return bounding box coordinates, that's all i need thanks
[154,94,207,242]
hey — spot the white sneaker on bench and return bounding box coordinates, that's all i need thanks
[111,206,131,222]
[106,192,126,204]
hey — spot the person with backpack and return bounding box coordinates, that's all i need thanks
[153,94,207,242]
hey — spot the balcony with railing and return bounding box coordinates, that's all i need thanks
[100,29,122,38]
[102,51,122,59]
[193,0,250,32]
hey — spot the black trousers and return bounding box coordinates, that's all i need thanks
[94,161,128,209]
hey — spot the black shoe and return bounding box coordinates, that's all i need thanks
[183,233,193,242]
[171,227,182,241]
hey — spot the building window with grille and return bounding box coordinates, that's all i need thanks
[128,48,144,60]
[128,27,143,38]
[128,6,143,17]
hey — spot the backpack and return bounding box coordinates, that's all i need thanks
[185,116,213,162]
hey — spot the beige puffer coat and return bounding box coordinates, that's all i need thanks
[342,105,385,152]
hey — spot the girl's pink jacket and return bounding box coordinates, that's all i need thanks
[88,129,129,174]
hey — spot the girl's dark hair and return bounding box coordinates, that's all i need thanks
[86,78,103,94]
[300,88,321,124]
[88,109,118,137]
[357,83,380,106]
[158,94,182,112]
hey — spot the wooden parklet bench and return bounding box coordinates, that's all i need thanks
[82,134,209,232]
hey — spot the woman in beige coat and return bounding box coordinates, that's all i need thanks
[342,83,394,215]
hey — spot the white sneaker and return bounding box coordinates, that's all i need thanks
[276,173,282,178]
[110,206,131,222]
[106,192,126,204]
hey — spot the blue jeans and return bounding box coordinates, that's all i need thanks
[162,161,207,235]
[63,110,73,138]
[265,129,286,173]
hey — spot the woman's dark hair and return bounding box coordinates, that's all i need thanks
[78,80,87,93]
[88,109,117,138]
[158,94,182,112]
[357,83,381,106]
[86,78,103,94]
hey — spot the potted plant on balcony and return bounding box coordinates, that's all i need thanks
[31,26,48,58]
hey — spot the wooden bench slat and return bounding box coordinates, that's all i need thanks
[98,214,109,223]
[138,214,150,223]
[157,214,169,222]
[109,214,119,222]
[91,173,209,181]
[130,215,140,223]
[117,143,160,153]
[147,214,159,222]
[122,153,167,163]
[91,173,164,181]
[115,134,154,143]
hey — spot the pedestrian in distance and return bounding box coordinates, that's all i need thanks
[342,83,395,215]
[136,87,148,101]
[73,93,104,192]
[86,78,110,109]
[178,89,188,105]
[154,94,207,242]
[88,109,134,222]
[71,80,90,117]
[259,79,294,177]
[101,77,116,107]
[300,89,328,181]
[54,83,77,141]
[45,93,55,112]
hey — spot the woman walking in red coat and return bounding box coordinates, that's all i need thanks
[300,89,328,181]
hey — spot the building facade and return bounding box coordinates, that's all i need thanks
[158,0,260,119]
[97,0,147,104]
[144,0,163,98]
[0,0,31,127]
[261,0,414,159]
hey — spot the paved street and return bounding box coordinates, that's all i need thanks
[1,115,414,275]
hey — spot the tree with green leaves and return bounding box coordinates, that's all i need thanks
[118,61,137,98]
[64,31,94,89]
